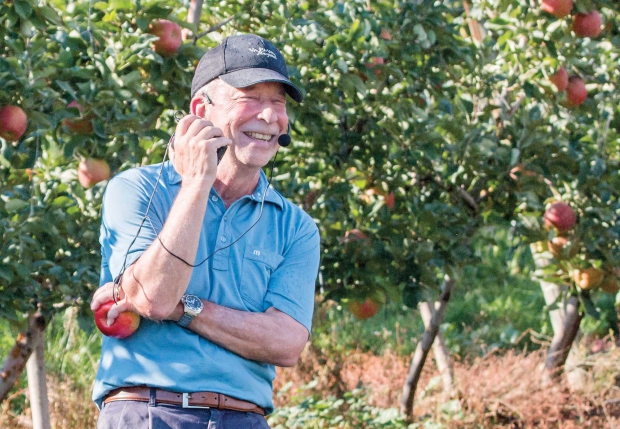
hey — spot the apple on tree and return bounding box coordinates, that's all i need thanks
[550,67,568,92]
[543,201,577,232]
[540,0,573,19]
[565,76,587,108]
[347,297,381,320]
[0,105,28,141]
[573,267,605,291]
[547,235,579,260]
[572,10,602,38]
[94,300,140,339]
[600,274,620,294]
[149,19,183,57]
[78,158,111,188]
[62,101,93,134]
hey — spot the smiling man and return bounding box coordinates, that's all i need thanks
[90,34,320,429]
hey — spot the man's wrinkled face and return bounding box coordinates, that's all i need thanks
[207,81,289,169]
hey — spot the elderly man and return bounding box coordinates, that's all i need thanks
[91,34,320,429]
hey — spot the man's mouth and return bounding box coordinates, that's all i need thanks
[245,131,273,142]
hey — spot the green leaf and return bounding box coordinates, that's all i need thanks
[14,0,32,19]
[5,198,29,213]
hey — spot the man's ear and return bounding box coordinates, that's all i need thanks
[190,96,208,117]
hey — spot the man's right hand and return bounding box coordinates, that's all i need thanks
[170,115,231,188]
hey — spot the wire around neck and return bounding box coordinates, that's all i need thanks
[116,137,280,281]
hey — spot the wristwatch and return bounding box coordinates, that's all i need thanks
[177,294,203,328]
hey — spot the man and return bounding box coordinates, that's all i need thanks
[90,34,320,428]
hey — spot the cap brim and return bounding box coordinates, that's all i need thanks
[220,68,303,103]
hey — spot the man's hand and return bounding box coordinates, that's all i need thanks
[91,281,136,327]
[170,115,231,188]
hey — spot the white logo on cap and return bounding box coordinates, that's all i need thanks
[249,47,277,60]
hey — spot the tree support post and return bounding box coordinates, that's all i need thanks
[419,299,454,394]
[401,275,455,420]
[26,331,50,429]
[0,312,47,404]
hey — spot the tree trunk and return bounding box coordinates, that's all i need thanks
[27,333,50,429]
[419,299,454,393]
[543,294,583,384]
[401,275,455,420]
[0,312,47,403]
[531,244,585,387]
[184,0,205,40]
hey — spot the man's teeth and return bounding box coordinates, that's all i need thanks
[246,132,272,141]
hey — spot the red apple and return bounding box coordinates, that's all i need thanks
[0,105,28,141]
[384,192,395,210]
[347,298,381,320]
[541,0,572,18]
[572,11,602,38]
[94,300,140,339]
[149,19,183,57]
[543,201,577,232]
[574,267,605,291]
[366,57,385,76]
[547,235,579,260]
[565,76,587,108]
[380,28,392,40]
[550,67,568,92]
[63,101,94,134]
[78,158,111,188]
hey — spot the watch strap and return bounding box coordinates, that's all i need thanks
[177,312,194,328]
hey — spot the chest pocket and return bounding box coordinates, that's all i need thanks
[240,245,284,311]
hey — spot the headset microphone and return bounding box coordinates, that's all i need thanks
[277,133,291,147]
[277,123,292,147]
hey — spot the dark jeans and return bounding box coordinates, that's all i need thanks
[97,400,271,429]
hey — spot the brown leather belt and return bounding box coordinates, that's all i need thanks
[103,386,265,416]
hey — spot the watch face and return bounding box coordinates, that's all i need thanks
[183,294,203,313]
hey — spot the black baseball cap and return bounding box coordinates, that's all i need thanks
[191,34,303,103]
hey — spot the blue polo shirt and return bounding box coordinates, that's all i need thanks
[92,161,320,414]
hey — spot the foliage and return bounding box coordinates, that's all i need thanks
[1,0,620,394]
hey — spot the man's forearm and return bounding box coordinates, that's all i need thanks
[121,184,210,320]
[168,301,308,367]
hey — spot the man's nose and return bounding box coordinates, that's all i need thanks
[257,106,279,123]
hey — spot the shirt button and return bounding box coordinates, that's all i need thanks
[211,195,218,201]
[220,237,227,243]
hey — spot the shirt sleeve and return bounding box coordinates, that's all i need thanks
[263,216,320,333]
[99,169,165,285]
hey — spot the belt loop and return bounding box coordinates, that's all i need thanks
[149,387,157,406]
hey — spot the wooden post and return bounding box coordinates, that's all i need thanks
[401,275,455,420]
[419,300,454,393]
[26,333,50,429]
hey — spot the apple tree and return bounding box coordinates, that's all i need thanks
[0,0,203,399]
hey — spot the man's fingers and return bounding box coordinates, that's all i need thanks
[175,115,206,137]
[106,300,132,326]
[90,282,115,310]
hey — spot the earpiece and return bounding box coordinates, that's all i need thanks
[278,123,292,147]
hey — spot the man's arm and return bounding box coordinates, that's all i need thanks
[107,115,231,320]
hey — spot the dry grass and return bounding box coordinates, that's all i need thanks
[2,339,619,428]
[275,338,620,428]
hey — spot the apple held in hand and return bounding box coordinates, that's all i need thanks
[78,158,111,188]
[0,105,28,141]
[149,19,183,57]
[347,298,381,320]
[94,300,140,339]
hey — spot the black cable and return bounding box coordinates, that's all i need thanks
[116,122,279,278]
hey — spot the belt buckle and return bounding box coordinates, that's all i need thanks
[182,393,210,409]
